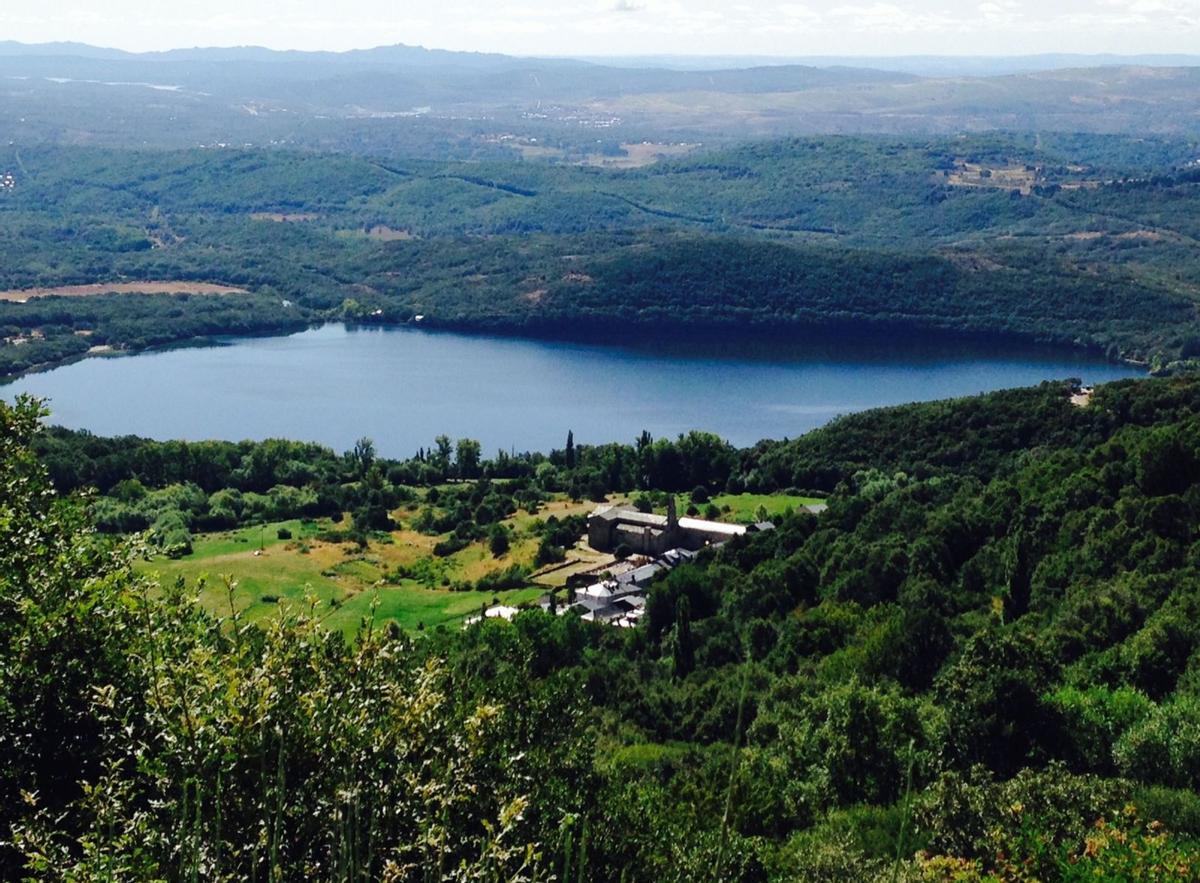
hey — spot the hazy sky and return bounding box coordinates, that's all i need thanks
[3,0,1198,57]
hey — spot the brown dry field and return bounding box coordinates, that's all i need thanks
[250,212,318,222]
[579,141,699,168]
[502,137,697,168]
[1063,229,1175,243]
[365,225,416,241]
[946,162,1040,195]
[0,281,248,302]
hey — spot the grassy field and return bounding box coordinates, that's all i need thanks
[324,584,544,633]
[135,517,546,635]
[135,491,812,633]
[0,280,247,301]
[706,492,825,520]
[136,494,601,634]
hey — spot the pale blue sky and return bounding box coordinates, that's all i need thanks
[3,0,1198,56]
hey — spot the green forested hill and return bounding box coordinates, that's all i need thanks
[5,375,1200,879]
[2,134,1200,377]
[739,375,1200,490]
[6,135,1199,242]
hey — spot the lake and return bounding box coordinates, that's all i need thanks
[3,324,1143,457]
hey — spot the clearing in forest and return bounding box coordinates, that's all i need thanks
[135,517,544,635]
[249,212,318,222]
[0,281,248,302]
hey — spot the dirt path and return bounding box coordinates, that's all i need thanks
[0,281,248,302]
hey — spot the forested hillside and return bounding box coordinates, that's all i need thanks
[3,134,1200,379]
[5,375,1200,879]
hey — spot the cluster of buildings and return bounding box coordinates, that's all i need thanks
[468,502,775,629]
[544,547,697,628]
[1,173,15,191]
[562,503,775,626]
[1,329,41,346]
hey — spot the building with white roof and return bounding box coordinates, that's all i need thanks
[588,498,771,556]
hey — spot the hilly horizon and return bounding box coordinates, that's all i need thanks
[5,38,1200,158]
[4,39,1200,74]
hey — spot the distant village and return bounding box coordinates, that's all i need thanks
[469,498,778,628]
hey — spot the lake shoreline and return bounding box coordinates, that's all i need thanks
[3,322,1146,457]
[363,316,1136,369]
[2,314,1151,386]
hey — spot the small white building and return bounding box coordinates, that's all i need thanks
[464,604,520,626]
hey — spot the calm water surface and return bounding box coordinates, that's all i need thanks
[4,324,1143,456]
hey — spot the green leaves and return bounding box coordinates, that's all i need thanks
[0,396,591,880]
[1114,695,1200,791]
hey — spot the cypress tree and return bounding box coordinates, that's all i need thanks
[673,596,695,677]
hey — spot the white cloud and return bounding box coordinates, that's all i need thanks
[826,3,959,32]
[778,3,820,21]
[978,0,1020,25]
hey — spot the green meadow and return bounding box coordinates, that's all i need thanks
[136,518,544,635]
[136,492,806,634]
[706,491,824,520]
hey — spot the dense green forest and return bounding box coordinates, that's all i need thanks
[3,134,1200,380]
[5,374,1200,879]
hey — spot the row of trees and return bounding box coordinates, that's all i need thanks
[34,426,745,551]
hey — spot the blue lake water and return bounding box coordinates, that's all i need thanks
[3,324,1143,457]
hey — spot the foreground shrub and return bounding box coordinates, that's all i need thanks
[0,396,594,881]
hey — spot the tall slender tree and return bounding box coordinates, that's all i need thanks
[673,595,695,678]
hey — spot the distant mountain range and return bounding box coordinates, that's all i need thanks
[0,41,912,111]
[3,41,1199,154]
[572,53,1200,76]
[4,42,1199,74]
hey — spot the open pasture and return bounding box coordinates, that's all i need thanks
[0,280,247,302]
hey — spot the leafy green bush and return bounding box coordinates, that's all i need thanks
[488,523,510,557]
[475,564,529,593]
[0,396,595,879]
[1114,695,1200,790]
[1046,685,1153,774]
[433,535,469,557]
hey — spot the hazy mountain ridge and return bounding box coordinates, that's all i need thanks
[6,40,1200,154]
[0,43,909,100]
[5,41,1199,72]
[579,52,1200,76]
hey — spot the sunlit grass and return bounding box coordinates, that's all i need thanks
[706,492,824,521]
[137,511,551,634]
[136,490,813,633]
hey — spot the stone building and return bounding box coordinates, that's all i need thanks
[587,497,768,555]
